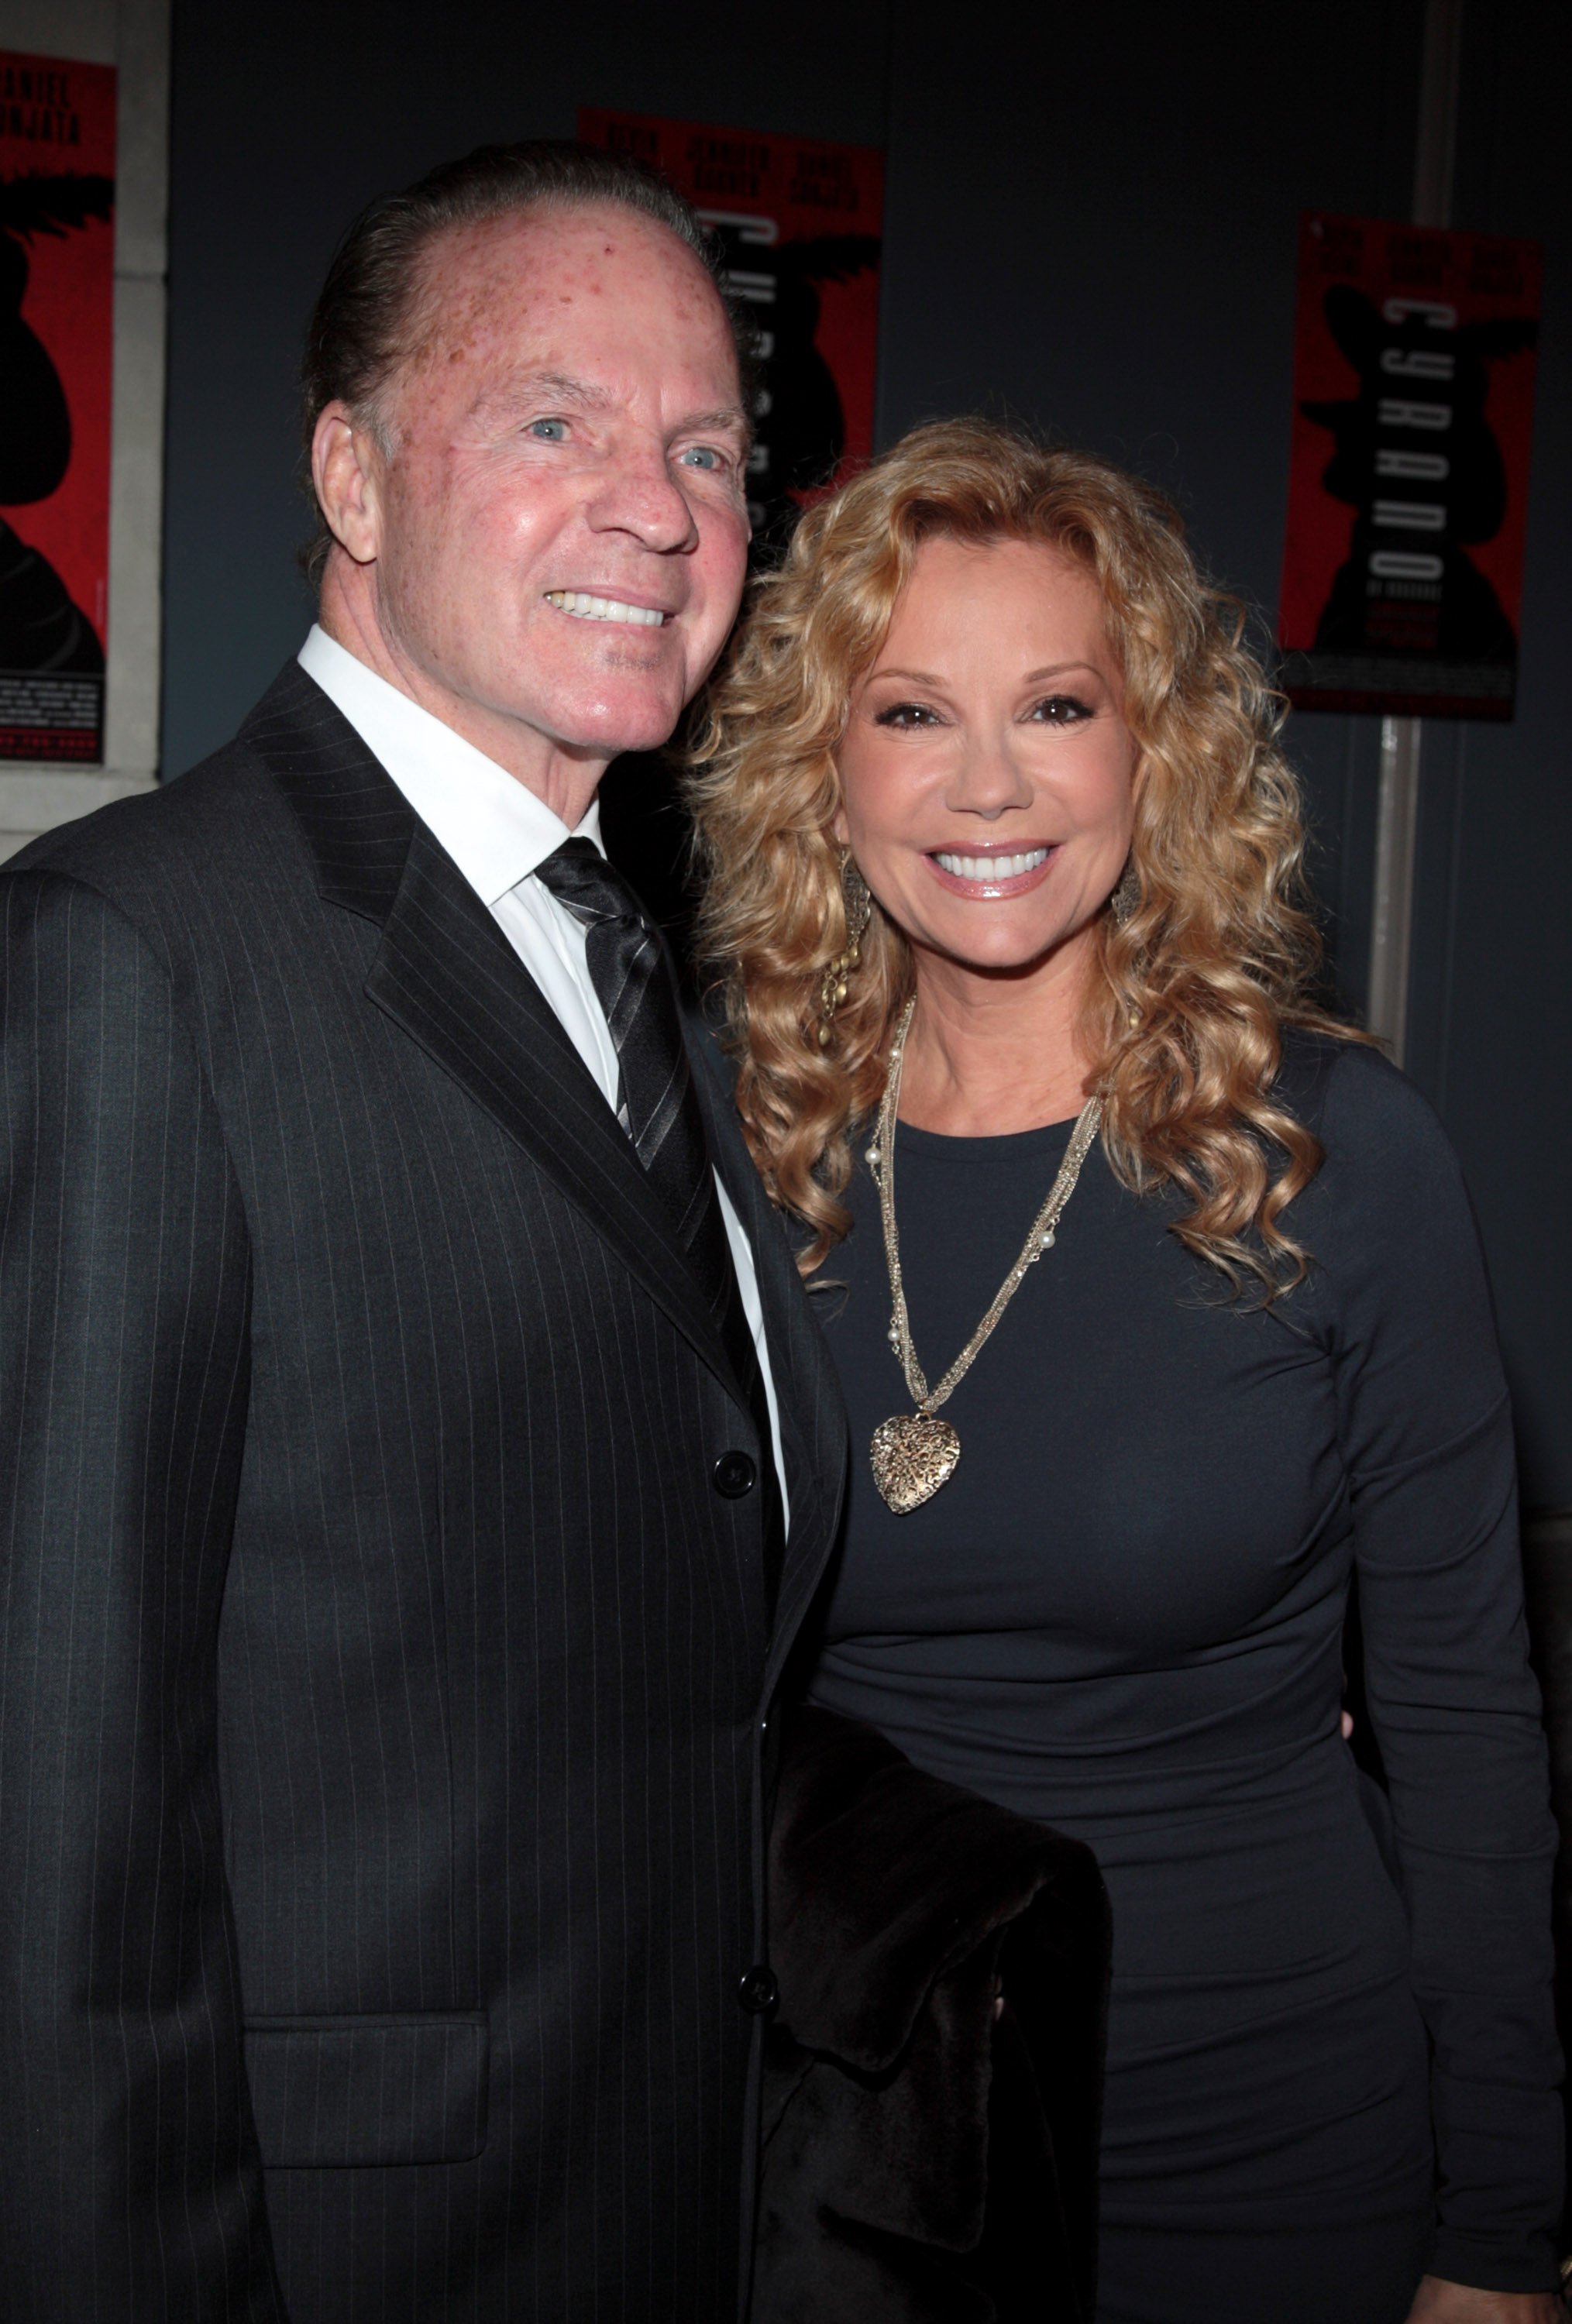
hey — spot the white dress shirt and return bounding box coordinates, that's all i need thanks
[298,625,788,1530]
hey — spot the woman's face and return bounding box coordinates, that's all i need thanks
[834,535,1137,992]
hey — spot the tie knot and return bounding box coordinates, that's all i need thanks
[535,836,644,927]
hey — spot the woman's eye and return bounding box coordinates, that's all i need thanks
[528,417,569,442]
[678,444,724,471]
[1031,693,1094,725]
[875,702,941,730]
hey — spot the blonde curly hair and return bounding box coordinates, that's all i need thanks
[685,418,1357,1291]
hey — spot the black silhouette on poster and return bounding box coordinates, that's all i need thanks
[708,225,880,554]
[1303,286,1535,676]
[0,174,112,686]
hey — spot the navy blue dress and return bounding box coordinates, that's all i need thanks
[807,1035,1561,2322]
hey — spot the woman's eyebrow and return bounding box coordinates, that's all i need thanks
[865,662,1106,689]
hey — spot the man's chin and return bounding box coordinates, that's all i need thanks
[556,686,690,761]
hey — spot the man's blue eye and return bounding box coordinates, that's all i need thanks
[529,418,568,441]
[679,445,722,470]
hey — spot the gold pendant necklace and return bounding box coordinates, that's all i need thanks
[866,998,1102,1514]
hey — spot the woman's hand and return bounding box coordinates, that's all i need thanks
[1405,2277,1565,2322]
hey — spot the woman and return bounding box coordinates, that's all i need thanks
[687,420,1563,2324]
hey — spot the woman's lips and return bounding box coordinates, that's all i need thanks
[925,844,1056,898]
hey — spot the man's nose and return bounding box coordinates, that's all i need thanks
[584,447,700,553]
[944,727,1034,818]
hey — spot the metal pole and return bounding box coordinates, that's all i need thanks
[1367,0,1464,1061]
[1412,0,1465,229]
[1367,716,1422,1052]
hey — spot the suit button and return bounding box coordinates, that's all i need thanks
[712,1450,757,1500]
[737,1963,779,2016]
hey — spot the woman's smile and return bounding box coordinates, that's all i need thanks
[926,842,1056,897]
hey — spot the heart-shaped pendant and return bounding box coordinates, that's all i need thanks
[870,1412,961,1514]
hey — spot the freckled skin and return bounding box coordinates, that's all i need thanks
[312,203,751,823]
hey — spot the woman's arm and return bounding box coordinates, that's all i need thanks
[1315,1047,1563,2296]
[1406,2280,1563,2321]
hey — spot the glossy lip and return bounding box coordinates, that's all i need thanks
[924,842,1058,899]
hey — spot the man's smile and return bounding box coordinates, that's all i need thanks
[542,589,670,627]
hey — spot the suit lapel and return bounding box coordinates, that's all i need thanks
[251,663,740,1401]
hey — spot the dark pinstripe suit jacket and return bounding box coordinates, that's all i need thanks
[0,663,848,2322]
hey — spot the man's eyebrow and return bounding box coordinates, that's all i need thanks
[673,405,750,436]
[473,369,615,415]
[469,376,750,442]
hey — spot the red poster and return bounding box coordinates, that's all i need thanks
[1278,212,1541,721]
[0,50,115,763]
[579,108,883,550]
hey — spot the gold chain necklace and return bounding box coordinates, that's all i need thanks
[865,998,1102,1514]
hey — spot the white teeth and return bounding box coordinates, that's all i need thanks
[934,848,1050,882]
[543,590,667,626]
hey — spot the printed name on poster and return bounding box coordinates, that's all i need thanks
[1278,211,1541,722]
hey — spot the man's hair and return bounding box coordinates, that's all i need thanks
[300,139,752,588]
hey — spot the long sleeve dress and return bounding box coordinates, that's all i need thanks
[807,1032,1562,2324]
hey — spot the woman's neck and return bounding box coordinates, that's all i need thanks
[896,946,1096,1137]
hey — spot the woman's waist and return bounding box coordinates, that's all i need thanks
[807,1659,1408,1987]
[807,1646,1354,1817]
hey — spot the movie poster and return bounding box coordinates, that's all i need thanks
[1278,211,1541,721]
[578,108,883,552]
[0,51,115,763]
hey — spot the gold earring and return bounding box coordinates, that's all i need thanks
[1109,860,1140,927]
[817,854,873,1047]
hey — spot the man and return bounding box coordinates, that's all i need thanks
[0,144,846,2321]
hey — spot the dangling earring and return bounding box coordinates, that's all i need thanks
[817,854,873,1047]
[1109,859,1140,927]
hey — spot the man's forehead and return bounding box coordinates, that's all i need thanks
[404,206,735,385]
[423,202,720,317]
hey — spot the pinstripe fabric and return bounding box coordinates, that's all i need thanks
[0,664,848,2322]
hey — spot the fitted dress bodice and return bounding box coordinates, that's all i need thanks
[807,1036,1560,2322]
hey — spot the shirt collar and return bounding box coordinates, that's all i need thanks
[298,624,603,905]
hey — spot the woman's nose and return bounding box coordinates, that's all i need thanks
[944,728,1034,818]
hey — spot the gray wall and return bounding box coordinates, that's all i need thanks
[160,0,1570,1503]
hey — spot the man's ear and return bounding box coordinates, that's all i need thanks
[312,401,384,566]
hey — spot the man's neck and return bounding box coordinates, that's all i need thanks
[317,581,608,830]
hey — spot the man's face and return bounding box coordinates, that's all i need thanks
[356,204,752,773]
